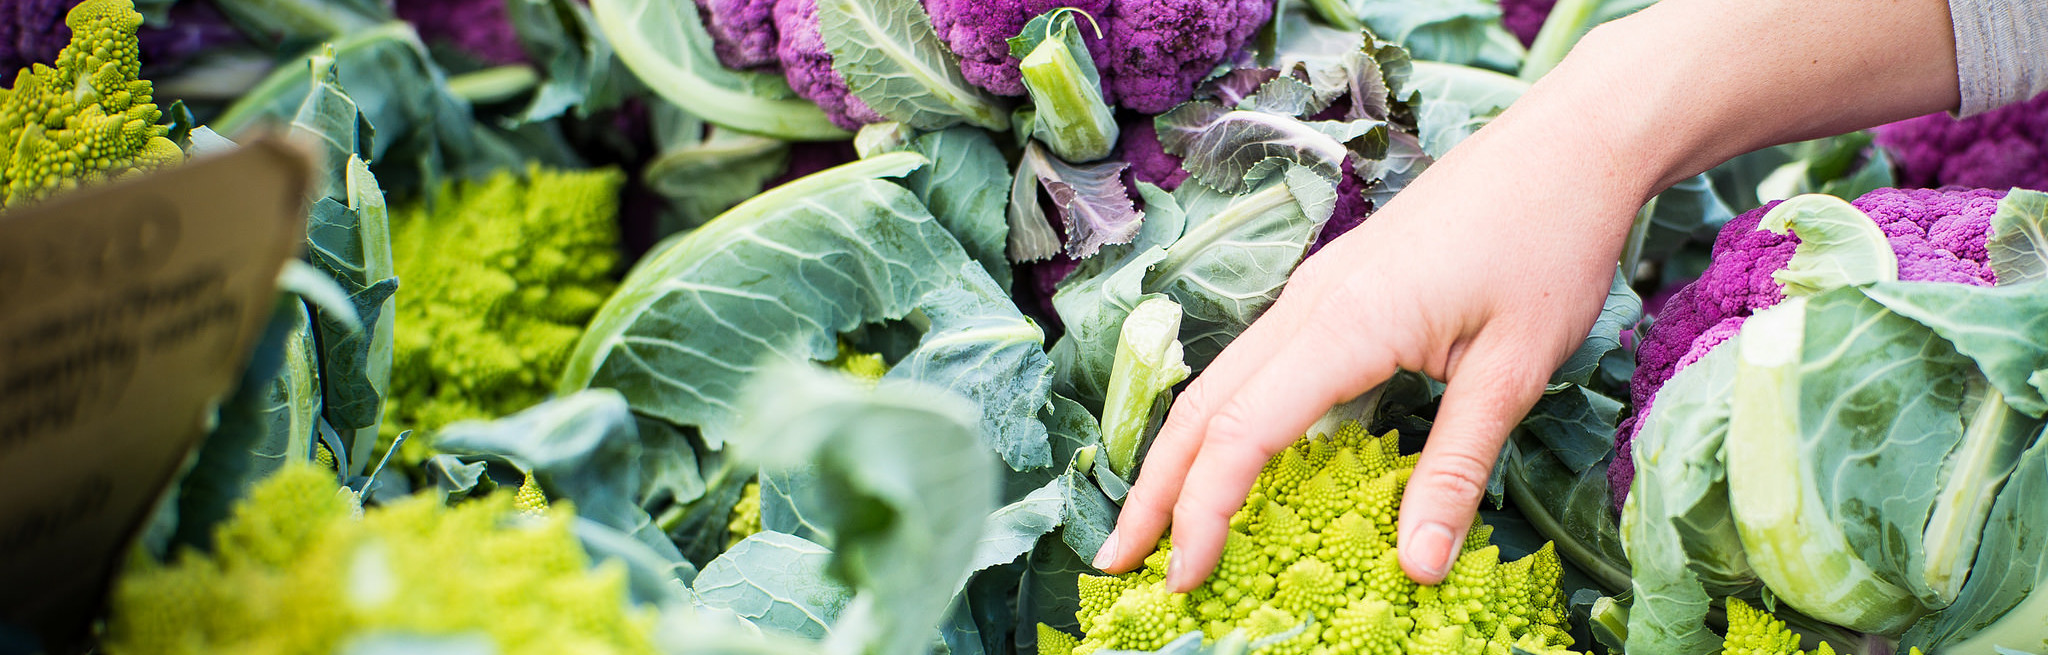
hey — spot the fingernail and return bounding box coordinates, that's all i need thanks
[1165,548,1189,590]
[1093,532,1121,570]
[1407,522,1458,579]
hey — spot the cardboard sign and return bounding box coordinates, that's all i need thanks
[0,137,315,645]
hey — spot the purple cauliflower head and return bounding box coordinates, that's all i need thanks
[923,0,1113,97]
[773,0,885,130]
[2,0,71,86]
[921,0,1269,113]
[1307,159,1370,257]
[698,0,780,70]
[1498,0,1555,48]
[1610,186,2006,510]
[1101,0,1270,113]
[1116,116,1190,191]
[1874,92,2048,192]
[396,0,529,65]
[138,1,244,76]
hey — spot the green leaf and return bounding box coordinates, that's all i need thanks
[901,127,1014,290]
[1521,386,1622,473]
[1901,432,2048,654]
[643,130,792,234]
[1620,344,1756,655]
[1551,268,1642,387]
[215,23,524,192]
[1351,0,1524,70]
[694,532,852,640]
[506,0,627,123]
[208,0,388,51]
[561,154,1054,471]
[1155,103,1387,195]
[1048,183,1187,409]
[1724,297,1929,635]
[1404,60,1529,156]
[1987,189,2048,286]
[728,365,996,655]
[590,0,848,140]
[816,0,1010,131]
[1153,166,1336,369]
[1502,438,1630,594]
[1006,146,1064,262]
[1861,281,2048,417]
[969,480,1066,574]
[1757,194,1899,295]
[433,390,689,562]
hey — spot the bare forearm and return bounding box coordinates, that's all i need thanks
[1488,0,1960,202]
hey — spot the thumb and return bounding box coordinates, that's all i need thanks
[1395,340,1548,585]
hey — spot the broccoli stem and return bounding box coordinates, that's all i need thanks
[1100,297,1191,478]
[1019,32,1119,162]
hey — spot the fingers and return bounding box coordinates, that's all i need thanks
[1163,325,1396,591]
[1095,299,1312,573]
[1396,336,1549,584]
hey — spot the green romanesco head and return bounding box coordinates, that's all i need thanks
[382,165,624,464]
[103,462,658,655]
[0,0,181,210]
[513,472,549,516]
[826,340,890,385]
[726,480,764,549]
[1043,424,1580,655]
[1719,598,1925,655]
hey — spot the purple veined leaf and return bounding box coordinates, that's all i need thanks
[1021,142,1144,259]
[1196,68,1280,107]
[1007,148,1063,262]
[1344,48,1394,122]
[1156,101,1387,194]
[1360,131,1432,210]
[1241,74,1325,117]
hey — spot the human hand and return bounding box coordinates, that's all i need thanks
[1087,99,1651,591]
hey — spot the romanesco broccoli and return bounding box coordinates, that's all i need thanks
[1720,598,1925,655]
[513,471,549,516]
[382,165,624,463]
[0,0,181,209]
[1047,424,1578,655]
[726,480,763,548]
[104,463,658,655]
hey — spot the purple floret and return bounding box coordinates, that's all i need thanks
[1498,0,1555,48]
[1610,187,2006,510]
[923,0,1113,97]
[773,0,885,130]
[1,0,69,86]
[1308,160,1370,256]
[920,0,1267,113]
[396,0,529,65]
[138,2,245,77]
[1116,117,1189,191]
[1103,0,1270,113]
[1874,93,2048,192]
[697,0,780,70]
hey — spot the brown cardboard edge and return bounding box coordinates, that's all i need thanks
[3,132,323,654]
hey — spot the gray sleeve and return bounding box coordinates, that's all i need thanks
[1948,0,2048,116]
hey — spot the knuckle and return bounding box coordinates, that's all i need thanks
[1202,402,1262,450]
[1173,497,1236,526]
[1418,449,1495,504]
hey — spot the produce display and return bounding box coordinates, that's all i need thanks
[0,0,2042,654]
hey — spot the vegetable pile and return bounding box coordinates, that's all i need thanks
[1056,424,1578,655]
[0,0,2043,653]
